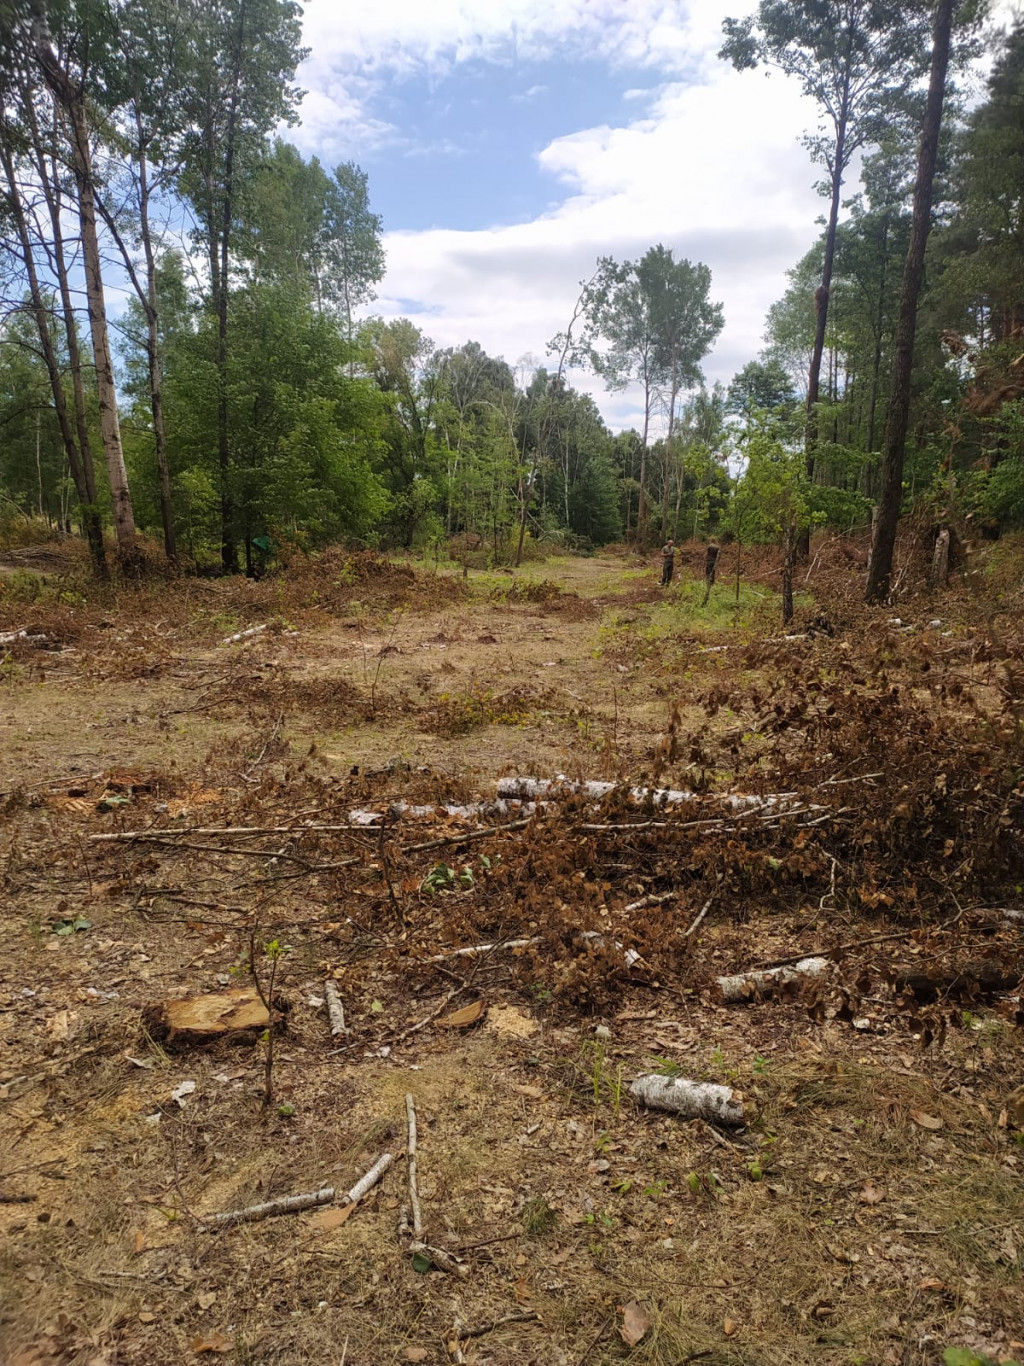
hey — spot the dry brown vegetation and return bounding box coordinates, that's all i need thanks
[1,538,1023,1366]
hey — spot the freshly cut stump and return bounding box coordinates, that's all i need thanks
[630,1075,745,1125]
[143,988,282,1045]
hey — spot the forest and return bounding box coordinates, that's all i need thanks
[0,0,1022,590]
[2,4,1024,1366]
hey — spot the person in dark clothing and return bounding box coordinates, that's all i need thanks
[701,538,720,606]
[660,538,675,586]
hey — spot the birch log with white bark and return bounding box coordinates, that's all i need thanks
[629,1075,745,1125]
[324,981,347,1037]
[714,956,829,1004]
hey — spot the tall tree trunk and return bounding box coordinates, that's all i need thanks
[136,131,176,562]
[866,213,892,455]
[800,96,850,559]
[866,0,955,604]
[637,378,651,547]
[32,23,138,566]
[20,90,104,560]
[0,135,107,576]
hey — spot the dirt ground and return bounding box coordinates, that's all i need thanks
[1,542,1023,1366]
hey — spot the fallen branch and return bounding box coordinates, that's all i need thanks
[241,711,284,783]
[405,1092,424,1240]
[201,1185,336,1228]
[715,956,829,1004]
[684,888,717,938]
[220,624,267,645]
[454,1311,539,1340]
[324,981,347,1037]
[427,938,538,962]
[498,775,796,812]
[630,1074,745,1126]
[345,1152,393,1205]
[202,1153,392,1229]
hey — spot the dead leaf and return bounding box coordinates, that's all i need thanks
[514,1085,543,1099]
[311,1203,355,1231]
[724,1318,737,1337]
[132,1230,146,1256]
[189,1332,232,1354]
[436,999,485,1028]
[858,1182,886,1204]
[197,1291,217,1310]
[514,1276,532,1303]
[619,1300,651,1348]
[918,1276,947,1291]
[910,1109,943,1131]
[403,1352,429,1364]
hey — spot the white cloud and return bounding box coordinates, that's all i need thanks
[297,0,1006,430]
[363,51,824,427]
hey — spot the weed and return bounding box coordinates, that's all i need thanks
[521,1196,556,1236]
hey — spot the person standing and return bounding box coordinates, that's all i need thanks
[701,538,720,606]
[660,538,676,587]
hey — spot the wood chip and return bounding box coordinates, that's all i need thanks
[436,999,485,1028]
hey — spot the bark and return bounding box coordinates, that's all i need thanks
[0,135,106,576]
[866,0,956,604]
[32,21,138,566]
[324,980,347,1037]
[929,527,950,588]
[629,1075,745,1126]
[137,133,176,561]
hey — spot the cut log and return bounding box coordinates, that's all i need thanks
[142,987,283,1046]
[630,1074,745,1126]
[220,624,267,645]
[496,775,801,814]
[714,956,829,1004]
[894,958,1022,1003]
[324,981,347,1037]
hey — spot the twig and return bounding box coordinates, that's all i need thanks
[747,907,971,972]
[684,880,720,938]
[576,1314,613,1366]
[90,825,374,842]
[405,1093,423,1239]
[324,981,347,1038]
[0,1192,37,1203]
[455,1230,523,1252]
[455,1310,539,1339]
[400,819,532,855]
[241,711,284,783]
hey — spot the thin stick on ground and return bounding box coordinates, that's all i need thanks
[405,1092,424,1240]
[202,1185,336,1229]
[683,879,720,938]
[453,1310,540,1339]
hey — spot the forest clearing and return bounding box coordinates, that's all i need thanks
[1,539,1022,1366]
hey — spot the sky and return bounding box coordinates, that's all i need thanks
[288,0,1017,434]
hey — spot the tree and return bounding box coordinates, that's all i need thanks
[28,0,139,564]
[726,358,797,418]
[722,0,936,552]
[177,0,306,572]
[557,245,723,544]
[866,0,960,602]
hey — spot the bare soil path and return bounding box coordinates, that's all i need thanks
[1,547,1022,1366]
